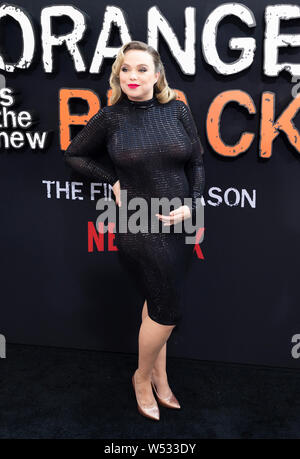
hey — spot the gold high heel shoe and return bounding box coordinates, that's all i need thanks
[132,371,160,421]
[151,378,181,409]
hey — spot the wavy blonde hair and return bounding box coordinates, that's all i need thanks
[109,41,177,105]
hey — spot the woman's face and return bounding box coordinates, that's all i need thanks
[119,49,160,101]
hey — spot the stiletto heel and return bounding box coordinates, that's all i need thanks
[151,379,181,409]
[132,372,160,421]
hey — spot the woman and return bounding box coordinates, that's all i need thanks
[64,41,205,421]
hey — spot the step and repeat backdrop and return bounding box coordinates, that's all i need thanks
[1,0,300,368]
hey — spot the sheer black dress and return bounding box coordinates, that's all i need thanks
[64,92,205,327]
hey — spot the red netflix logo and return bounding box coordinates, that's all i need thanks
[88,221,205,259]
[88,221,118,252]
[193,227,205,259]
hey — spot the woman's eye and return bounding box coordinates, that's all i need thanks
[121,68,147,72]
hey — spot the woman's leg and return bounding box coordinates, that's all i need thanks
[134,302,175,406]
[140,300,174,399]
[142,300,167,374]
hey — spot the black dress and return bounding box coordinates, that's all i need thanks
[64,92,205,327]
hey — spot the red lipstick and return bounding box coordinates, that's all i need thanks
[128,84,140,88]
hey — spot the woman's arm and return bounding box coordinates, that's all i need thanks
[178,100,205,224]
[63,108,119,187]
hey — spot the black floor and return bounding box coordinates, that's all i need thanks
[1,343,300,439]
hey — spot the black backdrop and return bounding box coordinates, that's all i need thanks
[1,0,300,368]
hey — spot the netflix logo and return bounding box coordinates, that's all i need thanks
[87,222,205,259]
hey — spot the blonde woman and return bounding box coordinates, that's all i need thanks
[64,41,205,421]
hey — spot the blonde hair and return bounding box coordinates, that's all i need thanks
[109,41,177,105]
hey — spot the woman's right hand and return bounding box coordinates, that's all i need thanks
[112,180,122,207]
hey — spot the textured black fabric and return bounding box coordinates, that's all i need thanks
[64,92,205,326]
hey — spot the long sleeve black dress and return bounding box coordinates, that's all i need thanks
[64,91,205,327]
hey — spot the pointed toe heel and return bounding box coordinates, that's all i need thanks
[132,373,160,421]
[151,380,181,410]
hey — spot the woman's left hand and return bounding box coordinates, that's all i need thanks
[156,205,191,226]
